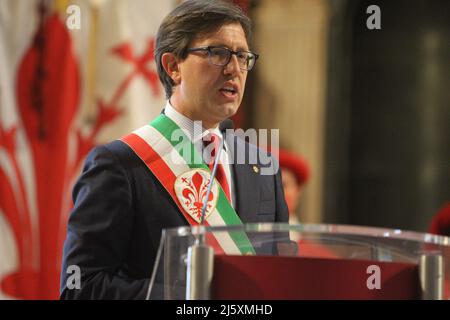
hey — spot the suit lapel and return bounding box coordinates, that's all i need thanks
[231,137,260,222]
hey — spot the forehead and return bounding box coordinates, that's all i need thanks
[193,22,249,49]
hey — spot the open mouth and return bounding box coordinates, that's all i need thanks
[219,84,238,99]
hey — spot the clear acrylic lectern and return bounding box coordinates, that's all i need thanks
[146,223,450,300]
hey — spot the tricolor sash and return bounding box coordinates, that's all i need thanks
[121,115,255,255]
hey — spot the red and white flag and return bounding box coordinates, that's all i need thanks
[0,0,173,299]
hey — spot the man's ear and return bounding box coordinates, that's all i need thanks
[161,53,181,84]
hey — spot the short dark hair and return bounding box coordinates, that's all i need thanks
[155,0,252,99]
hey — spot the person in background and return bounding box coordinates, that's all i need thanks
[428,202,450,236]
[278,149,339,259]
[278,148,310,225]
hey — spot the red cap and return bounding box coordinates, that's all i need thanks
[429,202,450,236]
[277,149,310,185]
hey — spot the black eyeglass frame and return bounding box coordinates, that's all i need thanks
[185,46,260,71]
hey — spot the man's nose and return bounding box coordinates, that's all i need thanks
[223,54,241,76]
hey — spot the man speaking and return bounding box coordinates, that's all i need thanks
[60,0,288,299]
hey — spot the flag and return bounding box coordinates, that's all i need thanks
[0,0,173,299]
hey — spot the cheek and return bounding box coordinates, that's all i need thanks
[240,73,248,96]
[191,68,216,90]
[182,72,206,98]
[241,73,248,87]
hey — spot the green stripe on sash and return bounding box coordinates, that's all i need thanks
[150,115,255,254]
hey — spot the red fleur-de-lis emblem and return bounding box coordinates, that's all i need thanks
[174,169,218,223]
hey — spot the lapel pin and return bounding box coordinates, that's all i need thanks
[252,165,259,174]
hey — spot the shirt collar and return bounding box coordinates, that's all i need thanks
[164,100,224,145]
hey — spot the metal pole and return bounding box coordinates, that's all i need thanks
[419,253,444,300]
[186,244,214,300]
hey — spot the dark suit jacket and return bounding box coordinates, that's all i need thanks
[60,133,288,299]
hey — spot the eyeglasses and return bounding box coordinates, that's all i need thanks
[186,46,259,71]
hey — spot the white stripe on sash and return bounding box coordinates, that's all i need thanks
[132,125,241,254]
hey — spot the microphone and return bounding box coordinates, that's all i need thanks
[219,119,234,133]
[200,119,234,225]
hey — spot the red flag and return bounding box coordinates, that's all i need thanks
[0,0,172,299]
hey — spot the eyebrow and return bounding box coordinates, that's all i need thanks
[205,43,250,51]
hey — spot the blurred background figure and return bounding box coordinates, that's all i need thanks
[278,148,337,259]
[278,149,310,225]
[428,202,450,236]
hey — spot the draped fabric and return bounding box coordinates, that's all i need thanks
[0,0,174,299]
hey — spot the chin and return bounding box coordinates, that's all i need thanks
[207,102,239,124]
[221,102,240,117]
